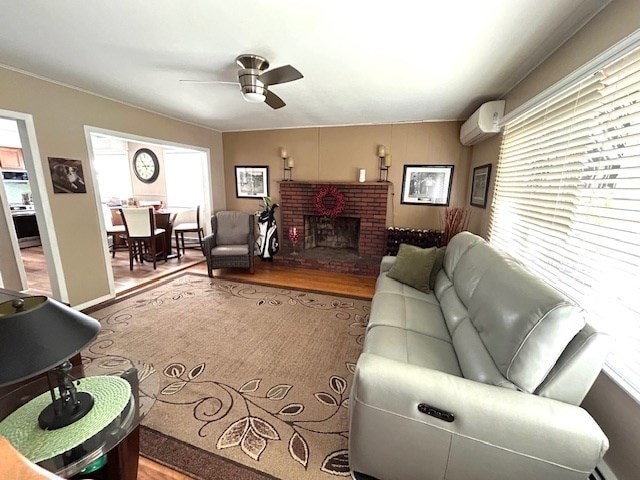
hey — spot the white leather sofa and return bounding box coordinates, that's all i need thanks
[349,232,610,480]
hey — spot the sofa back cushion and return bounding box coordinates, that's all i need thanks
[215,211,251,245]
[468,258,586,393]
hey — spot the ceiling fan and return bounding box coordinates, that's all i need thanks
[181,54,303,109]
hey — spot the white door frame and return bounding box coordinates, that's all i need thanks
[0,109,67,301]
[83,125,213,296]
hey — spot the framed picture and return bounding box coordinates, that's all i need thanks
[235,165,269,198]
[401,165,454,206]
[470,163,492,208]
[48,157,87,194]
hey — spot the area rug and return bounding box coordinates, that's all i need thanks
[82,273,370,480]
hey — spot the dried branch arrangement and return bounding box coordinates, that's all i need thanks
[441,207,471,246]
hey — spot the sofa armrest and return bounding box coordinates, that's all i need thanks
[380,256,396,274]
[351,353,608,474]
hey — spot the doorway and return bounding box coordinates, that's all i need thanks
[0,110,65,300]
[0,117,50,294]
[85,127,211,295]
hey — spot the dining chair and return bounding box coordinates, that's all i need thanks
[119,207,166,270]
[173,205,204,258]
[102,204,127,258]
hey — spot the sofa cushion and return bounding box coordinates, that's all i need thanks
[364,325,462,376]
[368,292,449,341]
[210,245,249,256]
[375,273,439,304]
[468,259,586,393]
[442,231,484,278]
[429,247,447,290]
[215,211,250,245]
[452,318,518,389]
[387,244,437,293]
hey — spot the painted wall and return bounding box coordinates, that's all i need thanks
[223,122,471,232]
[466,1,640,478]
[0,66,225,306]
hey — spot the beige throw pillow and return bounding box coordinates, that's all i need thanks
[387,243,437,293]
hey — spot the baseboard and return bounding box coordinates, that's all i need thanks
[591,460,619,480]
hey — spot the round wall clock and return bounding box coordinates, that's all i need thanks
[132,148,160,184]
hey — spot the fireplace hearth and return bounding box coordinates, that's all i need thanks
[278,182,389,276]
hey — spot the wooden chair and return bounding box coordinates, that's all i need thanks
[173,205,204,258]
[119,207,166,270]
[102,204,126,258]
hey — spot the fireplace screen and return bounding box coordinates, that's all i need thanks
[304,215,360,252]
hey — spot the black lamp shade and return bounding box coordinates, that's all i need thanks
[0,296,101,387]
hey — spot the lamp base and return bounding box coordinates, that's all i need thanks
[38,392,94,430]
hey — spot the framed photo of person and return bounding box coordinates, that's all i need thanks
[470,163,492,208]
[235,166,269,198]
[400,165,454,206]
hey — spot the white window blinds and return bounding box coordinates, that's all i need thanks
[488,46,640,401]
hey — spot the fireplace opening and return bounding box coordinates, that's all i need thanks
[304,215,360,256]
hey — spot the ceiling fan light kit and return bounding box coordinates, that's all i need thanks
[182,54,303,110]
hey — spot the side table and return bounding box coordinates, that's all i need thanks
[0,358,158,479]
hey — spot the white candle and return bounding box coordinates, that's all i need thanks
[359,168,366,182]
[384,154,392,167]
[293,227,297,235]
[280,147,288,159]
[287,157,294,168]
[377,145,386,157]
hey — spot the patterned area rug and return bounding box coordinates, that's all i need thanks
[83,273,370,479]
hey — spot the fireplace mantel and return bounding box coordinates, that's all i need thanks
[277,181,389,276]
[279,180,390,186]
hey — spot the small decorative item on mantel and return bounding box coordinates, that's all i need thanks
[441,207,471,246]
[288,226,300,255]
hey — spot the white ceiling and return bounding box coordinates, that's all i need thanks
[0,0,609,132]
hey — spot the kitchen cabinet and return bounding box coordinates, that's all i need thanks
[0,147,25,169]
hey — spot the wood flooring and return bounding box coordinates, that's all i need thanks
[17,250,376,479]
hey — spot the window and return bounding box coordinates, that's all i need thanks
[489,45,640,401]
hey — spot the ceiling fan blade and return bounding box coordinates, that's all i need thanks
[179,79,239,85]
[265,90,286,109]
[258,65,303,86]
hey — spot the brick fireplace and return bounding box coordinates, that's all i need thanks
[277,181,389,275]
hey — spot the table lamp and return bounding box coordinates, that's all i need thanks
[0,295,101,430]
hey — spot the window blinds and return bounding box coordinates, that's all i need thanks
[488,46,640,401]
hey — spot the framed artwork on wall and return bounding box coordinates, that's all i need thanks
[400,165,454,206]
[470,163,492,208]
[235,165,269,198]
[48,157,87,194]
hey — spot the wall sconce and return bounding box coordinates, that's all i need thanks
[281,147,294,181]
[377,145,392,182]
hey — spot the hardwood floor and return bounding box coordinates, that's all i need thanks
[18,245,206,298]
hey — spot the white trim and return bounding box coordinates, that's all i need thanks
[597,460,619,480]
[0,109,68,302]
[84,125,213,296]
[0,151,28,289]
[73,293,114,312]
[502,27,640,125]
[223,118,463,133]
[83,128,116,299]
[0,63,222,134]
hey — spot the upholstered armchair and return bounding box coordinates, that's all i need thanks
[203,211,255,276]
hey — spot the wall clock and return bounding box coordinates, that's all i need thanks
[132,148,160,184]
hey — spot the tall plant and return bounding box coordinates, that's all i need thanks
[441,207,471,246]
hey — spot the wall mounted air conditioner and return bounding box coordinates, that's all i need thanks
[459,100,506,146]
